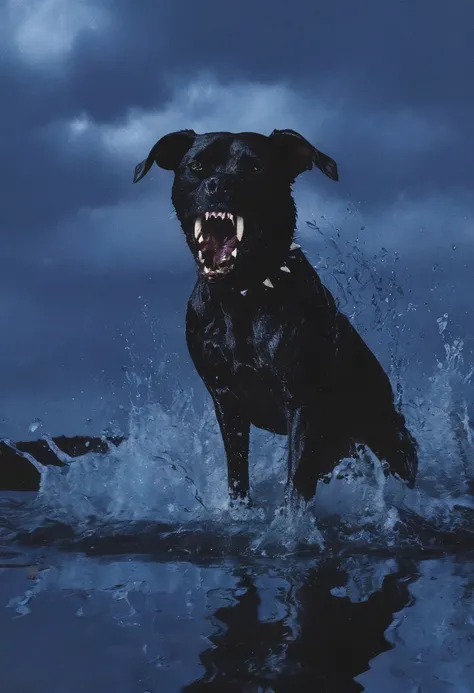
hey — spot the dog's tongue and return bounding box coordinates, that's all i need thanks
[207,235,236,267]
[202,221,237,268]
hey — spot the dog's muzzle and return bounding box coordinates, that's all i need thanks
[193,211,244,280]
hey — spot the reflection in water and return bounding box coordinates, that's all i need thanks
[184,557,417,693]
[6,545,473,692]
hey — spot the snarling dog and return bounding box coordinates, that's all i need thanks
[133,129,418,504]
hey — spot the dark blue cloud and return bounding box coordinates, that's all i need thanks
[1,0,473,437]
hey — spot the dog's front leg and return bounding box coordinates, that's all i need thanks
[211,387,251,503]
[286,407,350,503]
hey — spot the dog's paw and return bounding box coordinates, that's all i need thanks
[229,495,253,510]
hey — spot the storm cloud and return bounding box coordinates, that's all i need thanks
[1,0,473,439]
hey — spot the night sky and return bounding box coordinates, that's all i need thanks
[1,0,473,439]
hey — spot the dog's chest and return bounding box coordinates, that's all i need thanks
[199,305,285,378]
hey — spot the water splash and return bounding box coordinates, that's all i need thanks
[2,232,474,557]
[28,418,42,434]
[12,328,471,556]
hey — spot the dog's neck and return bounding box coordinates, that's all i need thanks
[237,241,301,296]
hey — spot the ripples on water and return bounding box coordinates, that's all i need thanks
[1,539,473,692]
[1,237,474,691]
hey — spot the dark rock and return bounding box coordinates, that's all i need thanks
[0,435,124,491]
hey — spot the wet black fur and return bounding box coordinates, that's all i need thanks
[134,128,418,503]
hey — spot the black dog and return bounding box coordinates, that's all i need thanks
[133,128,418,503]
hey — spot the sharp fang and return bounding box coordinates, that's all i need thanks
[231,248,238,258]
[198,250,203,262]
[280,265,290,273]
[236,216,244,242]
[290,242,301,250]
[227,213,234,223]
[263,278,274,288]
[194,218,202,240]
[198,235,204,244]
[205,212,210,221]
[204,266,210,274]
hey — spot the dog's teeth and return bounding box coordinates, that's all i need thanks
[205,212,210,221]
[194,218,202,240]
[198,250,203,263]
[231,248,238,258]
[204,266,210,274]
[240,289,248,296]
[227,213,234,223]
[198,235,204,244]
[263,278,274,288]
[236,216,244,242]
[280,265,291,273]
[290,242,301,250]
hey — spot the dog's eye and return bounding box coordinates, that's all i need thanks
[189,160,203,171]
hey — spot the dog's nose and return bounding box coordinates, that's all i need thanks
[205,177,219,195]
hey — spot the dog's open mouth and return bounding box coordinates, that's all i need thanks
[194,212,244,279]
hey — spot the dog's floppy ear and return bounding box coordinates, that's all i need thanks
[133,129,196,183]
[269,128,338,182]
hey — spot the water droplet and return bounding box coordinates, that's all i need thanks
[436,313,449,335]
[28,418,42,433]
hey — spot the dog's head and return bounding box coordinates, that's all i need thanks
[133,129,338,285]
